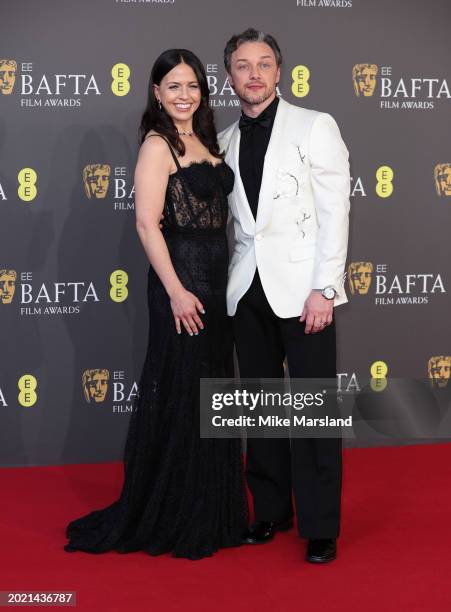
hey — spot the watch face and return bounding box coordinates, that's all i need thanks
[324,287,335,299]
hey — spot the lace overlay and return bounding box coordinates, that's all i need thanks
[64,144,248,560]
[163,160,232,230]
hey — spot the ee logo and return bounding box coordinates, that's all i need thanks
[370,360,388,392]
[291,65,310,98]
[111,63,130,97]
[18,374,37,407]
[110,269,129,302]
[18,168,37,202]
[376,166,394,198]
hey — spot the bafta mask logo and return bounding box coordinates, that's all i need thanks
[348,262,373,295]
[82,369,110,403]
[83,164,111,199]
[352,64,378,97]
[434,164,451,197]
[0,59,17,95]
[0,269,17,304]
[428,356,450,388]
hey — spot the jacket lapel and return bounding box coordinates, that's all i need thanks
[256,97,290,232]
[225,124,256,236]
[224,98,291,236]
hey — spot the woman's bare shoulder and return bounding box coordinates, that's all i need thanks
[144,129,163,140]
[136,132,173,182]
[140,131,171,157]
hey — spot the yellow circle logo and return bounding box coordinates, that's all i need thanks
[18,374,37,407]
[291,65,310,98]
[111,63,130,97]
[18,168,37,202]
[376,166,394,198]
[110,269,129,302]
[370,360,388,378]
[370,378,388,392]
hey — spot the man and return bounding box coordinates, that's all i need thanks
[218,28,350,563]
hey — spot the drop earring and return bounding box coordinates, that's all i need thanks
[158,100,162,110]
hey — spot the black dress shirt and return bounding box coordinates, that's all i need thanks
[238,96,279,219]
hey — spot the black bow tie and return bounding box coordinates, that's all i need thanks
[239,112,273,132]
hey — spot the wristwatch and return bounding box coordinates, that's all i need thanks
[313,286,337,300]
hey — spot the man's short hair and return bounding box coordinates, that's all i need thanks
[224,28,282,73]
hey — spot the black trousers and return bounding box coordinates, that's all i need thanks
[232,268,342,539]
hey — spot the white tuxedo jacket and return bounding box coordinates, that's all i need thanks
[218,97,351,318]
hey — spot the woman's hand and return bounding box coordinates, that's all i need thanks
[169,287,205,336]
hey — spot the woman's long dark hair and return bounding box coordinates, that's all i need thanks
[138,49,221,159]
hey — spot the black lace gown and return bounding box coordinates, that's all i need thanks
[64,140,248,560]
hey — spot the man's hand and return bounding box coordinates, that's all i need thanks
[299,290,333,334]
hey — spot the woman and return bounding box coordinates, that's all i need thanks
[64,49,248,560]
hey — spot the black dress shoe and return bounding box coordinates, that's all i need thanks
[242,518,293,544]
[306,538,337,563]
[64,544,77,553]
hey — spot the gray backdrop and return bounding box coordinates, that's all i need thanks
[1,0,450,466]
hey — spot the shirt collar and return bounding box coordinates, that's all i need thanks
[240,95,279,124]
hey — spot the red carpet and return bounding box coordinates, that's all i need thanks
[2,444,451,611]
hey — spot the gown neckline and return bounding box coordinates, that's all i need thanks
[169,159,226,177]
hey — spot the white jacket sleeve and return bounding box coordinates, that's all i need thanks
[309,112,350,297]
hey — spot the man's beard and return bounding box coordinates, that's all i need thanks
[237,87,273,106]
